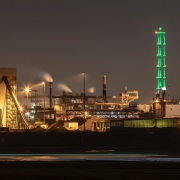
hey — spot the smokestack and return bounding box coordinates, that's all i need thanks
[63,90,65,103]
[49,81,52,118]
[162,90,166,99]
[103,75,106,102]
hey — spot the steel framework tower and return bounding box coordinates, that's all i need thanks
[155,27,166,94]
[0,68,18,128]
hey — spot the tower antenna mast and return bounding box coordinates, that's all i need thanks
[155,27,166,95]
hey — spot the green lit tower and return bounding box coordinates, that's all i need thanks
[155,27,166,95]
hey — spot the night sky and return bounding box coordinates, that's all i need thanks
[1,0,180,104]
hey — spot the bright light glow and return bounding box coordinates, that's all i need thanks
[89,87,95,94]
[25,87,30,93]
[162,87,166,91]
[25,112,30,116]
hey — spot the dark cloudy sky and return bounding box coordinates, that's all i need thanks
[1,0,180,103]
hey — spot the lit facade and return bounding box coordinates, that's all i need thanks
[155,27,166,94]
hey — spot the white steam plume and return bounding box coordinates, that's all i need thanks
[58,83,72,93]
[43,73,53,82]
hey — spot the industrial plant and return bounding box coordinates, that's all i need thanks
[0,27,180,154]
[0,27,180,132]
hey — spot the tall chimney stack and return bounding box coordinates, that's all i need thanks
[103,75,106,102]
[49,81,52,118]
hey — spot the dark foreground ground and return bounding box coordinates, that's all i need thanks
[1,161,180,180]
[1,131,180,155]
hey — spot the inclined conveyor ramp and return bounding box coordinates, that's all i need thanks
[2,76,31,129]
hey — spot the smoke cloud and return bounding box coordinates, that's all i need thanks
[43,73,53,82]
[58,83,72,93]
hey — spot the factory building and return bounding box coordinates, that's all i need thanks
[1,67,179,131]
[166,104,180,118]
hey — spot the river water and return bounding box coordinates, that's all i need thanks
[0,153,180,162]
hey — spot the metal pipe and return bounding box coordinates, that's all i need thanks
[49,81,52,118]
[42,82,45,124]
[83,72,85,131]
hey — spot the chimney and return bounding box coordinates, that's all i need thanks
[103,75,106,102]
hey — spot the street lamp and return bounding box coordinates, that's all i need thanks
[25,87,30,121]
[25,87,30,109]
[83,72,85,131]
[42,81,46,124]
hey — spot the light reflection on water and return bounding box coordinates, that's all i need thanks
[0,153,180,162]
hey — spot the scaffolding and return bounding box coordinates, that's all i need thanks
[5,77,18,128]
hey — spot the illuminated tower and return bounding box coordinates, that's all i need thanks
[155,27,166,94]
